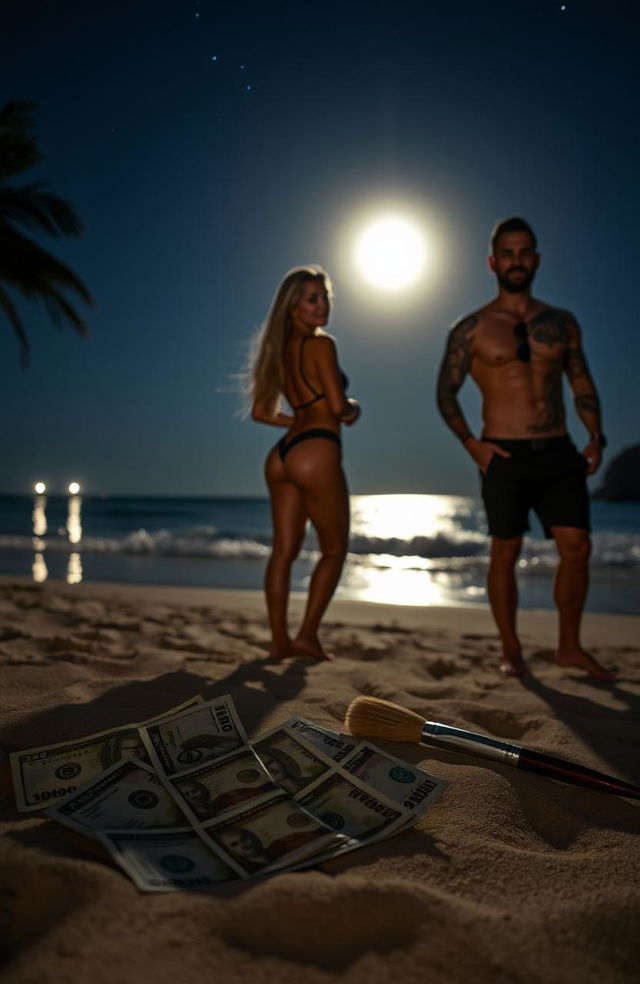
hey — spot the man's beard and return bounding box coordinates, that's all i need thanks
[496,267,536,293]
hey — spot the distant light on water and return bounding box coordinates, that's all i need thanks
[34,481,46,494]
[32,553,48,583]
[68,482,80,495]
[67,495,83,545]
[32,497,47,538]
[67,552,83,584]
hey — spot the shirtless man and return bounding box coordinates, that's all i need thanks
[436,217,614,680]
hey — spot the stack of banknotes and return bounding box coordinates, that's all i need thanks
[10,694,447,892]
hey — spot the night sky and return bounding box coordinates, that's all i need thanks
[2,0,638,497]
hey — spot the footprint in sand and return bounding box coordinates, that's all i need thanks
[0,863,88,961]
[426,656,463,680]
[48,636,97,655]
[0,627,27,643]
[461,706,542,740]
[221,876,425,969]
[336,644,389,662]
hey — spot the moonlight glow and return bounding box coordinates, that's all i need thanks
[356,217,427,290]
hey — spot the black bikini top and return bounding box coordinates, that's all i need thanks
[289,333,349,410]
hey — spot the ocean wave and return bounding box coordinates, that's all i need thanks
[1,526,639,569]
[0,529,271,561]
[347,530,488,558]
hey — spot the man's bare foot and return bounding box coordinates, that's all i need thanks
[555,648,616,682]
[499,652,529,678]
[292,635,334,661]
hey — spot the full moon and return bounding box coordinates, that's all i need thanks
[356,216,427,290]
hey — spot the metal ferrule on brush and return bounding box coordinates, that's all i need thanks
[422,721,521,766]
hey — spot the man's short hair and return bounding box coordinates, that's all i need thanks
[490,217,537,254]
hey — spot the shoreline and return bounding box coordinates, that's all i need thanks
[2,574,639,648]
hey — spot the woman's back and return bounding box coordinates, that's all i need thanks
[283,331,348,428]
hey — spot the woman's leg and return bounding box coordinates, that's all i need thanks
[283,440,349,660]
[264,445,308,659]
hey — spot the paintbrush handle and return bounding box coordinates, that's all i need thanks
[422,721,520,764]
[420,721,640,800]
[516,747,640,800]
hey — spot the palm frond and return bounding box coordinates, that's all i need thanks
[42,286,89,337]
[0,225,94,306]
[0,226,93,359]
[0,100,93,364]
[0,101,41,180]
[0,183,84,237]
[0,285,29,365]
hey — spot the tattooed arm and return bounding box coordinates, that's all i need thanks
[563,317,604,474]
[436,315,476,445]
[436,314,507,473]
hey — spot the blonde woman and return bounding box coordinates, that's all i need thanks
[250,265,360,661]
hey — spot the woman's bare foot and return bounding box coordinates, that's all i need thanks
[267,638,294,661]
[499,644,529,678]
[292,634,334,661]
[499,655,530,678]
[555,648,616,681]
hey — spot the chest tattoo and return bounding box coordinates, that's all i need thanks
[529,308,571,348]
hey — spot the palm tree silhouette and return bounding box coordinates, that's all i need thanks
[0,100,93,365]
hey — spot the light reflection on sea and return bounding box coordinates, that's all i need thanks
[0,491,638,613]
[335,494,486,605]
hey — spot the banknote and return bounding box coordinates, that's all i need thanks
[252,726,334,797]
[200,792,347,878]
[285,717,358,763]
[45,758,187,835]
[98,828,236,892]
[18,693,447,892]
[340,743,446,814]
[10,696,205,812]
[298,772,406,841]
[141,695,248,778]
[170,749,279,823]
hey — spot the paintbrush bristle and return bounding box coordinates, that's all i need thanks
[345,696,425,743]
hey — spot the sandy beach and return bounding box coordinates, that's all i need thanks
[1,576,639,983]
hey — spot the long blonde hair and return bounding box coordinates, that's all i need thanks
[247,265,332,417]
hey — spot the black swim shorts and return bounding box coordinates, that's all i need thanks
[480,435,590,540]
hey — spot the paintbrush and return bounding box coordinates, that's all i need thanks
[345,696,640,801]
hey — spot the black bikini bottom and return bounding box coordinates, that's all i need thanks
[277,428,342,462]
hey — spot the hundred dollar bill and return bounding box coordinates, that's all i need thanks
[284,717,358,763]
[10,695,205,812]
[169,749,279,824]
[45,758,187,836]
[298,772,406,842]
[141,695,247,778]
[252,725,335,797]
[340,743,446,816]
[98,828,236,893]
[200,792,348,878]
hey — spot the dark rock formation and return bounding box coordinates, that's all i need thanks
[593,444,640,501]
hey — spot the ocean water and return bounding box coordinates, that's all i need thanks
[0,493,638,615]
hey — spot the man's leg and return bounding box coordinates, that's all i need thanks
[487,535,528,676]
[551,526,615,681]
